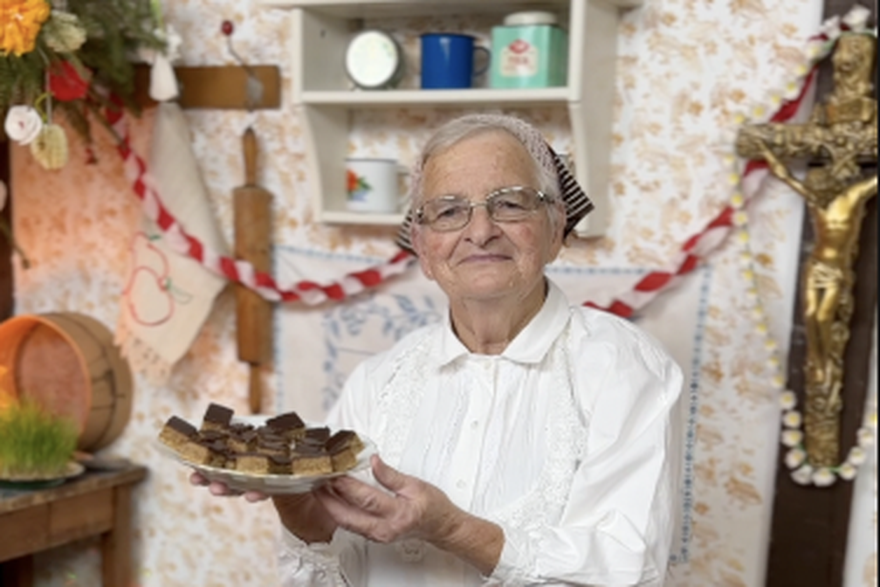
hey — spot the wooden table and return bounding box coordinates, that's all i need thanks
[0,463,147,587]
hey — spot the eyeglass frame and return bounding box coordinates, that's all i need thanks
[413,186,556,232]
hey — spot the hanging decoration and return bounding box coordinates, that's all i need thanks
[729,5,877,487]
[1,0,167,169]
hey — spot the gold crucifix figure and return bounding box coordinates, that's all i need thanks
[736,32,878,469]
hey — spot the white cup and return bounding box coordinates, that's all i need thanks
[345,158,409,213]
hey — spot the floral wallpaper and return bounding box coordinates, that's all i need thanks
[6,0,875,586]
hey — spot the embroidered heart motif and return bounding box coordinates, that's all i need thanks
[124,232,174,326]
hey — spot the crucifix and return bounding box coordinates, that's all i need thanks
[735,31,878,469]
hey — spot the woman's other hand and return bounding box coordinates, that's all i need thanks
[317,455,486,549]
[316,455,503,574]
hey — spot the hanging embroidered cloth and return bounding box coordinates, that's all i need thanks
[115,101,228,383]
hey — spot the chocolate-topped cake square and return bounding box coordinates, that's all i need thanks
[265,411,307,441]
[180,439,227,468]
[201,403,234,432]
[325,430,365,472]
[291,447,333,476]
[304,426,331,443]
[325,430,364,454]
[159,416,198,451]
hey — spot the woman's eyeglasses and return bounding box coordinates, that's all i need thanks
[415,186,553,232]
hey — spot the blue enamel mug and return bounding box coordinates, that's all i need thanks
[420,33,490,89]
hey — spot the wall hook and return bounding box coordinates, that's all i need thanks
[222,20,264,112]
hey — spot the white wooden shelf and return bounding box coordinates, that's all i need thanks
[321,210,405,225]
[258,0,570,18]
[301,88,572,107]
[259,0,643,236]
[258,0,642,16]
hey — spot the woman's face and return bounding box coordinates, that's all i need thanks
[412,131,563,304]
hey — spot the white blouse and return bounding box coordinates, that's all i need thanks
[279,280,684,586]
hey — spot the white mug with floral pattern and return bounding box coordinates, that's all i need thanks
[345,158,409,214]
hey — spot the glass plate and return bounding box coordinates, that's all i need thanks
[155,416,376,495]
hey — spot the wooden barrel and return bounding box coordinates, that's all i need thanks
[0,312,133,452]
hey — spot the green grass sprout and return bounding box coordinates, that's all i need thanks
[0,399,79,478]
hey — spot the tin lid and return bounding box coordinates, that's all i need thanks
[503,11,558,26]
[345,30,403,89]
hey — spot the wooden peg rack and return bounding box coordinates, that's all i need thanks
[133,64,281,110]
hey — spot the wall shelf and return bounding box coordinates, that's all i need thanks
[322,210,405,225]
[258,0,643,236]
[301,88,572,107]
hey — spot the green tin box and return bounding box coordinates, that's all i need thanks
[490,12,568,89]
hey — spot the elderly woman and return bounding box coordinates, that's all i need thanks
[197,113,683,586]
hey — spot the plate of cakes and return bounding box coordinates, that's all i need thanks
[156,402,375,494]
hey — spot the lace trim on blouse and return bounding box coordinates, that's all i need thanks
[486,322,587,536]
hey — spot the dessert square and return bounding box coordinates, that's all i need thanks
[201,402,234,432]
[159,416,198,451]
[266,411,307,441]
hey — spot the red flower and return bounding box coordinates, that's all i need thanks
[48,61,91,102]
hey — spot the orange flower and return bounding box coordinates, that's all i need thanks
[0,0,51,56]
[346,169,358,192]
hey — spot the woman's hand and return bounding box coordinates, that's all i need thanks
[189,471,337,543]
[316,454,458,545]
[316,455,503,574]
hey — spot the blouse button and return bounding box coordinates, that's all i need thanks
[456,479,467,489]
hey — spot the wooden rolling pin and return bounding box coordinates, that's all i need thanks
[234,127,273,414]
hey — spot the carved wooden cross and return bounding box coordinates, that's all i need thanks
[735,32,878,469]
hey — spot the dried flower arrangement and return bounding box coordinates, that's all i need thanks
[1,0,167,169]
